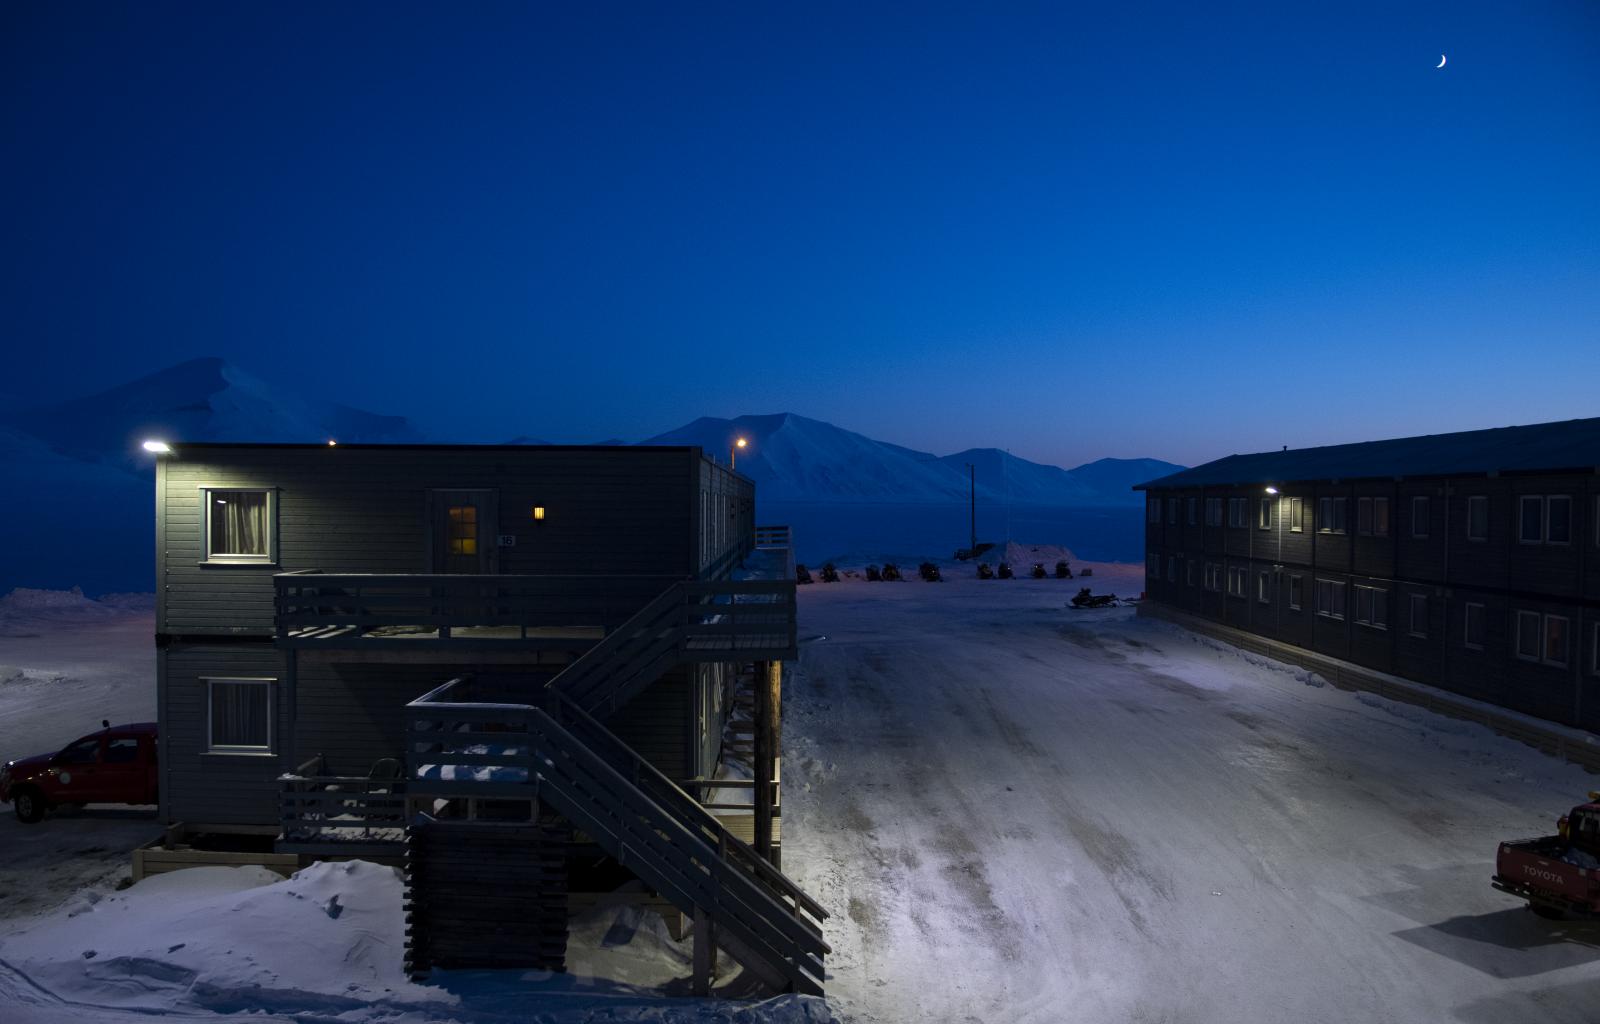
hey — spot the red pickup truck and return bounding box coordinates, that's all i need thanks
[0,722,158,823]
[1493,797,1600,919]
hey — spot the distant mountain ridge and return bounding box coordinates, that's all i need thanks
[643,412,1182,506]
[2,357,420,464]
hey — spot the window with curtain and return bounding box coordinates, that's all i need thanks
[204,488,273,561]
[207,679,272,752]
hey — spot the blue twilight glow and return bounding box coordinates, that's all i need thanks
[3,3,1596,468]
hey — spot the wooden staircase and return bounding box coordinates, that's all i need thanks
[405,680,828,994]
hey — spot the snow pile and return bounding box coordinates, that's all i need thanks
[0,862,837,1023]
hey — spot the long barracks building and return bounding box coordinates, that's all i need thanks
[1134,418,1600,731]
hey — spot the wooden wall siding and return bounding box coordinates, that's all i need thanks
[694,456,756,578]
[159,644,288,826]
[1143,469,1600,731]
[605,667,692,782]
[159,447,701,635]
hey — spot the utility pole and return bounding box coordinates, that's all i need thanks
[965,462,976,554]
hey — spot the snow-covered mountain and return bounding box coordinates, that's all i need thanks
[2,357,420,464]
[644,413,1182,506]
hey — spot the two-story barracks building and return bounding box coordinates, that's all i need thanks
[1135,417,1600,731]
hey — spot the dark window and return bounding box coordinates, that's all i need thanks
[1548,496,1572,544]
[58,737,100,764]
[1187,559,1197,587]
[105,737,140,764]
[1206,498,1224,527]
[1187,497,1199,525]
[1228,498,1247,529]
[1410,496,1430,539]
[1355,586,1387,629]
[1407,593,1427,638]
[1288,497,1303,533]
[1317,579,1346,620]
[1258,499,1272,530]
[1147,553,1160,578]
[1546,615,1570,667]
[1288,575,1303,610]
[1318,497,1346,534]
[1167,555,1179,582]
[208,680,272,752]
[1515,610,1542,661]
[1257,571,1271,604]
[1519,496,1543,543]
[1148,499,1162,524]
[1466,496,1488,541]
[1464,603,1485,649]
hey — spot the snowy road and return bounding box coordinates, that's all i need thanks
[783,568,1600,1024]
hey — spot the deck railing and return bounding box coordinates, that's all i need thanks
[279,759,409,855]
[273,572,676,645]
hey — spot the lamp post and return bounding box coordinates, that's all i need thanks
[732,437,747,470]
[1266,485,1282,631]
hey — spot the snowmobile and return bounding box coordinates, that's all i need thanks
[865,565,883,582]
[882,563,903,581]
[1030,563,1047,579]
[820,563,840,583]
[795,564,813,585]
[997,562,1014,579]
[1055,560,1073,579]
[918,562,941,582]
[1069,587,1119,609]
[977,562,995,580]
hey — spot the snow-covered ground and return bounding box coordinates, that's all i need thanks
[5,571,1599,1022]
[0,590,158,921]
[782,563,1600,1023]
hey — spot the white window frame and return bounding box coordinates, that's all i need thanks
[1407,592,1427,639]
[204,677,275,756]
[1546,495,1572,545]
[199,486,278,565]
[1463,602,1485,651]
[1519,495,1544,544]
[1466,495,1488,542]
[1256,570,1272,604]
[1515,610,1542,661]
[1257,499,1272,531]
[1205,497,1223,527]
[1227,566,1247,598]
[1316,579,1346,620]
[1354,585,1387,630]
[1318,497,1346,534]
[1410,496,1429,540]
[1228,497,1247,529]
[1288,496,1303,533]
[1288,574,1303,611]
[1544,614,1570,668]
[1205,562,1222,593]
[1357,496,1389,537]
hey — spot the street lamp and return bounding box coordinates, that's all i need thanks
[732,437,748,469]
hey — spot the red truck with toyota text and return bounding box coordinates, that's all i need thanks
[1493,796,1600,919]
[0,722,158,823]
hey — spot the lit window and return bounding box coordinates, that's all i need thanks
[1466,496,1488,541]
[202,488,275,563]
[447,505,478,556]
[206,678,273,754]
[1464,603,1486,650]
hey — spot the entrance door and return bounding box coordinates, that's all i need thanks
[429,490,499,574]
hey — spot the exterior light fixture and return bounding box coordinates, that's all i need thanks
[327,439,337,446]
[533,506,546,521]
[142,440,172,454]
[1264,486,1279,495]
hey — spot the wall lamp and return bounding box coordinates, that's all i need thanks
[532,506,546,521]
[1264,486,1279,495]
[142,439,172,454]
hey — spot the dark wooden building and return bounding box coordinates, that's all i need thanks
[1136,418,1600,732]
[151,442,826,994]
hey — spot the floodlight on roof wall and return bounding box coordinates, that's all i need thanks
[142,440,172,454]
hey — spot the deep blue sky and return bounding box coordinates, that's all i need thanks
[4,2,1596,468]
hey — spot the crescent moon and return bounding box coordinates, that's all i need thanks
[1436,54,1446,68]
